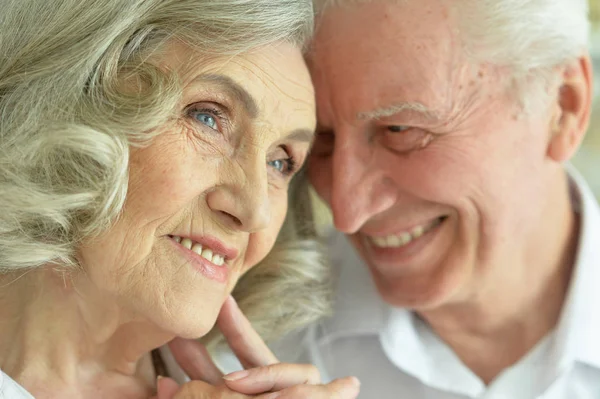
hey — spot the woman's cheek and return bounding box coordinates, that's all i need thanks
[242,195,288,272]
[242,230,278,274]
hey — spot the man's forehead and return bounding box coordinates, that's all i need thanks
[310,0,461,76]
[312,0,456,46]
[309,0,471,124]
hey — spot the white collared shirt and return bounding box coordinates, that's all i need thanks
[0,371,34,399]
[268,168,600,399]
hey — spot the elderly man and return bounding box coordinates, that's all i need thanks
[267,0,599,398]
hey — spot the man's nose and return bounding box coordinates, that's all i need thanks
[329,132,397,234]
[206,156,271,233]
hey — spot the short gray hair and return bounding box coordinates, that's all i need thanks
[313,0,591,110]
[1,0,331,342]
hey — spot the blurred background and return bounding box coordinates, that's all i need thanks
[573,0,600,196]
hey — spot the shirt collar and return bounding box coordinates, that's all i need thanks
[551,165,600,370]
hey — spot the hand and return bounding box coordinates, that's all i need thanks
[154,374,360,399]
[152,296,360,398]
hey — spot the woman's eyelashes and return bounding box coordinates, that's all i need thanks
[186,103,228,132]
[268,146,302,177]
[268,152,297,176]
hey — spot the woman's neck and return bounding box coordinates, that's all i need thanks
[0,267,173,398]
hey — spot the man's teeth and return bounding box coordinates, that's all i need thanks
[370,218,442,248]
[170,236,226,266]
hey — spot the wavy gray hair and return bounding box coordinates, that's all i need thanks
[313,0,591,111]
[0,0,331,342]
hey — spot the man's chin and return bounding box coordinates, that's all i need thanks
[370,262,467,310]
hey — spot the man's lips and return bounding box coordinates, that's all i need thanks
[365,216,447,249]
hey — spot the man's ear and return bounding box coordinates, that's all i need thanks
[547,55,594,162]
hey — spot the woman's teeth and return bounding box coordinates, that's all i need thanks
[369,217,444,249]
[169,236,226,266]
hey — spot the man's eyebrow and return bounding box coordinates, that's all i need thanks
[357,102,441,122]
[192,74,259,118]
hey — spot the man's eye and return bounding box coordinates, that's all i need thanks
[388,125,410,133]
[382,126,434,154]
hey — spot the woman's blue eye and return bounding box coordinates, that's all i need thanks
[193,112,218,130]
[268,159,286,173]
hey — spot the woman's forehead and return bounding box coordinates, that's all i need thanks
[180,46,315,127]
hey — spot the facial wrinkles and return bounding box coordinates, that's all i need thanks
[168,208,249,293]
[219,54,314,161]
[402,26,486,136]
[435,65,485,134]
[427,4,515,135]
[112,137,233,298]
[457,69,513,140]
[150,216,225,316]
[399,38,500,140]
[240,44,315,100]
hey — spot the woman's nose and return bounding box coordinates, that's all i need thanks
[206,156,271,233]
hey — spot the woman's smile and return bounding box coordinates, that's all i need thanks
[167,234,238,283]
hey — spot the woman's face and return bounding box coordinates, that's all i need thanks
[79,42,316,337]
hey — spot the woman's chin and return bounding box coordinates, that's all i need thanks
[148,301,221,340]
[160,318,216,341]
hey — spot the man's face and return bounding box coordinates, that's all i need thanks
[308,0,558,309]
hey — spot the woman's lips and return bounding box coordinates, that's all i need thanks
[168,235,231,283]
[169,235,228,266]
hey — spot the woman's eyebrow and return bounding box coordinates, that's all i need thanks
[285,129,315,143]
[192,73,259,118]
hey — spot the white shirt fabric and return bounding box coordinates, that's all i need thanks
[0,371,34,399]
[267,168,600,399]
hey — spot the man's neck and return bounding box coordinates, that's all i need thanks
[419,171,580,384]
[0,268,173,398]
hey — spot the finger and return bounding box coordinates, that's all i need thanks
[168,337,223,384]
[223,363,320,394]
[176,381,250,399]
[217,295,278,369]
[257,377,361,399]
[156,376,180,399]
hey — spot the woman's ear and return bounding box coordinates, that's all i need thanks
[547,55,594,162]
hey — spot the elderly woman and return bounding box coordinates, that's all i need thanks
[0,0,361,398]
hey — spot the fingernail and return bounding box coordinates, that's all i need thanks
[157,375,163,381]
[223,369,250,381]
[351,376,361,387]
